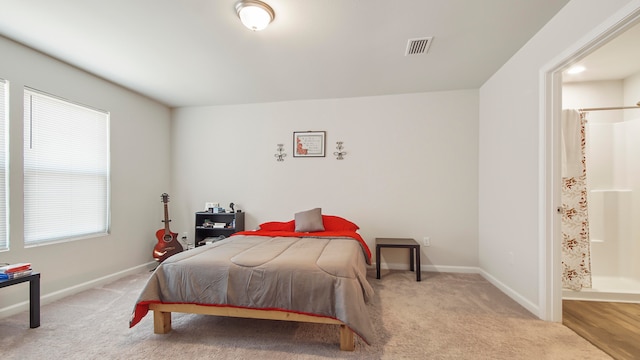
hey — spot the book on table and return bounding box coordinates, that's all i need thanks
[0,262,31,274]
[0,263,33,280]
[0,269,33,280]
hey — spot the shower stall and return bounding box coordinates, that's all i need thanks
[562,80,640,302]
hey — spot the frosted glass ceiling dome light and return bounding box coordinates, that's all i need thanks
[235,0,275,31]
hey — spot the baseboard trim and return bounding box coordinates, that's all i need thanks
[0,262,155,319]
[478,268,539,316]
[376,262,480,274]
[421,264,480,274]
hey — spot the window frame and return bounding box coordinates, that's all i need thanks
[23,87,111,246]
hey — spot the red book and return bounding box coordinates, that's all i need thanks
[0,263,32,274]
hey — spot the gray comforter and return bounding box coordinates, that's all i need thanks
[131,234,375,343]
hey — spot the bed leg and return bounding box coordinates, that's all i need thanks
[339,325,355,351]
[153,310,172,334]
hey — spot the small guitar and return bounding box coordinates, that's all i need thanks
[153,193,183,263]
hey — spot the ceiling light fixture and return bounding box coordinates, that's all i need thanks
[567,65,586,74]
[235,0,275,31]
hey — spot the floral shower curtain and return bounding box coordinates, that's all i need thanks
[561,109,592,291]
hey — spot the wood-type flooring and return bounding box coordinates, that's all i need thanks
[563,300,640,359]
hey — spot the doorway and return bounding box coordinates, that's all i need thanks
[544,7,640,360]
[544,7,640,323]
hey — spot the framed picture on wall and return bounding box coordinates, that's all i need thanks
[293,131,326,157]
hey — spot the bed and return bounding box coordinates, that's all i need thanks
[129,210,374,351]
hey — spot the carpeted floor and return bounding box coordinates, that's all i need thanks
[0,268,611,359]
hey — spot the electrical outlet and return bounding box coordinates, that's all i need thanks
[423,236,431,247]
[181,232,188,240]
[508,251,515,265]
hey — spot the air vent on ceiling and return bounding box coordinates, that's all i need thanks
[405,37,433,56]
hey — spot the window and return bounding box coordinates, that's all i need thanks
[0,79,8,251]
[23,88,110,246]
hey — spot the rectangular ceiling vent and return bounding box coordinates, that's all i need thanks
[405,37,433,56]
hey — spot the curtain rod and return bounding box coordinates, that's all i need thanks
[579,101,640,112]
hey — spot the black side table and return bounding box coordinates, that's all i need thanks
[0,272,40,328]
[375,238,421,281]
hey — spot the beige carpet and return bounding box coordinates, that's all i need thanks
[0,268,611,359]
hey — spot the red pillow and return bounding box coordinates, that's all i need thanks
[322,215,359,232]
[258,220,295,232]
[259,216,359,232]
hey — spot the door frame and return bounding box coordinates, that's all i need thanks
[540,3,640,321]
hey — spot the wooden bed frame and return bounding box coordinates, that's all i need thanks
[149,303,356,351]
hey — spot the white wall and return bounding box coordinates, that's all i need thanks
[0,36,171,314]
[479,0,635,316]
[170,91,479,269]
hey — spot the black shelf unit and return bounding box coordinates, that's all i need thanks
[194,211,245,246]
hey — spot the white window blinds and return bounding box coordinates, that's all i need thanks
[0,79,8,251]
[23,88,110,245]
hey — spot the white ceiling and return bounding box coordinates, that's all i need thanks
[0,0,574,108]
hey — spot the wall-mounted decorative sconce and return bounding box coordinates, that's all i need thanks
[333,141,347,160]
[274,143,286,161]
